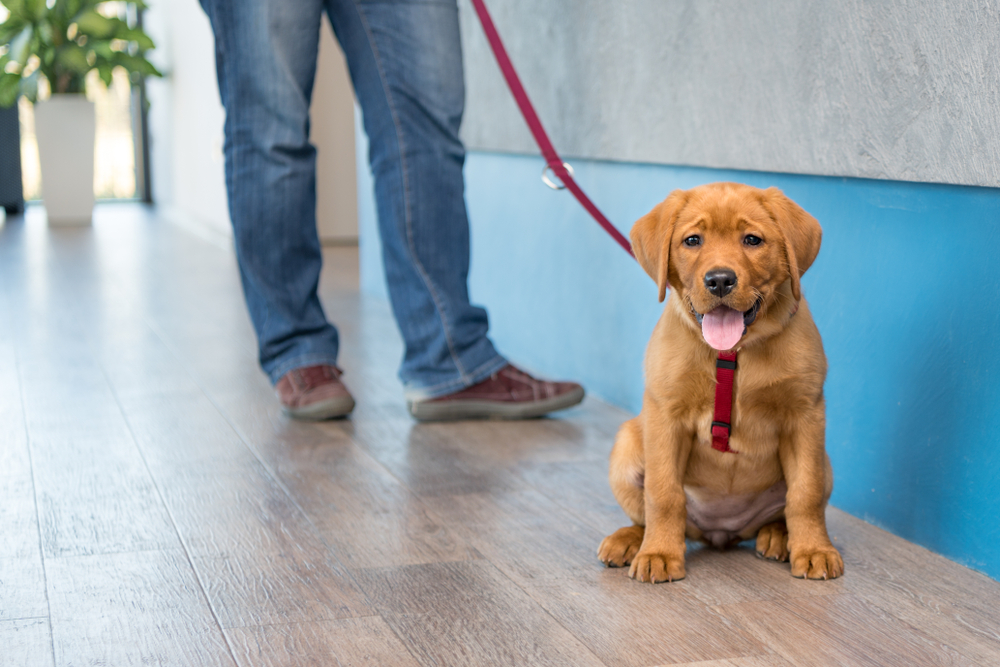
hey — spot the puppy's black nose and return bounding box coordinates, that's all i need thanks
[704,268,737,297]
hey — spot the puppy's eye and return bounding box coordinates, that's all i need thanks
[683,235,702,247]
[743,235,763,246]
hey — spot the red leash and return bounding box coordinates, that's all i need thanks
[469,0,634,258]
[471,0,740,451]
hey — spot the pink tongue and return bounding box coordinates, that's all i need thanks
[702,306,744,350]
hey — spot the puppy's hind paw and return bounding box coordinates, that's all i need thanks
[628,551,685,583]
[598,525,644,567]
[755,521,790,562]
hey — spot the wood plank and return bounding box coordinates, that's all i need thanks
[352,560,606,667]
[827,508,1000,664]
[0,467,48,622]
[15,340,178,558]
[0,556,48,622]
[423,488,763,666]
[0,340,30,489]
[337,412,622,499]
[670,541,845,607]
[27,431,178,558]
[7,207,1000,667]
[269,438,478,569]
[226,616,421,667]
[713,593,976,666]
[0,338,49,622]
[195,387,324,469]
[519,457,641,535]
[330,413,532,497]
[119,330,479,572]
[666,657,794,667]
[112,388,262,474]
[46,549,236,667]
[128,321,481,573]
[0,618,54,667]
[91,326,208,401]
[0,465,40,563]
[192,552,369,631]
[149,463,373,629]
[98,335,374,630]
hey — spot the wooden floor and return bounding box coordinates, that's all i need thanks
[2,204,1000,667]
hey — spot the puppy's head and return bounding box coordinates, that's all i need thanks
[631,182,821,350]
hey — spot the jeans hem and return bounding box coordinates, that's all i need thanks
[266,353,341,386]
[403,354,509,401]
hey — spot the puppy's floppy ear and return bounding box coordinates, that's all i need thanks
[759,187,822,301]
[630,190,689,302]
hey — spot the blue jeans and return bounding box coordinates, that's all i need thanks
[199,0,507,398]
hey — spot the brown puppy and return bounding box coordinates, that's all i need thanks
[598,182,843,582]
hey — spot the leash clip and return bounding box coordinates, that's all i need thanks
[541,162,575,190]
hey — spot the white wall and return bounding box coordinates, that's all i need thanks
[145,0,228,238]
[146,0,358,243]
[313,15,358,243]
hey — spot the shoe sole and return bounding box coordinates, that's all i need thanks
[283,395,356,421]
[407,386,585,422]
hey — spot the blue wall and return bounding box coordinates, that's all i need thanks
[358,150,1000,579]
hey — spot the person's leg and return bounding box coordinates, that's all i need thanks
[325,0,584,420]
[325,0,507,400]
[199,0,341,384]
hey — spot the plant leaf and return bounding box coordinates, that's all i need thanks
[37,20,52,45]
[9,23,32,65]
[96,60,111,86]
[65,0,83,21]
[113,52,161,78]
[25,0,46,22]
[91,40,112,59]
[1,1,27,17]
[0,70,20,107]
[114,25,154,51]
[74,10,115,39]
[0,16,29,45]
[1,0,163,96]
[55,42,89,74]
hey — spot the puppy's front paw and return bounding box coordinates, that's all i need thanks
[598,525,644,567]
[628,551,685,583]
[790,546,844,580]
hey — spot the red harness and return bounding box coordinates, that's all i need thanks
[711,351,738,453]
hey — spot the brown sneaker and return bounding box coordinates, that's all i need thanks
[276,365,355,420]
[407,364,584,421]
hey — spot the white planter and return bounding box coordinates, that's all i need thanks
[34,95,95,226]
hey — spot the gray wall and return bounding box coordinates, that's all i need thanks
[459,0,1000,188]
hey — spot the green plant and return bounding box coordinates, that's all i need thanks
[0,0,161,107]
